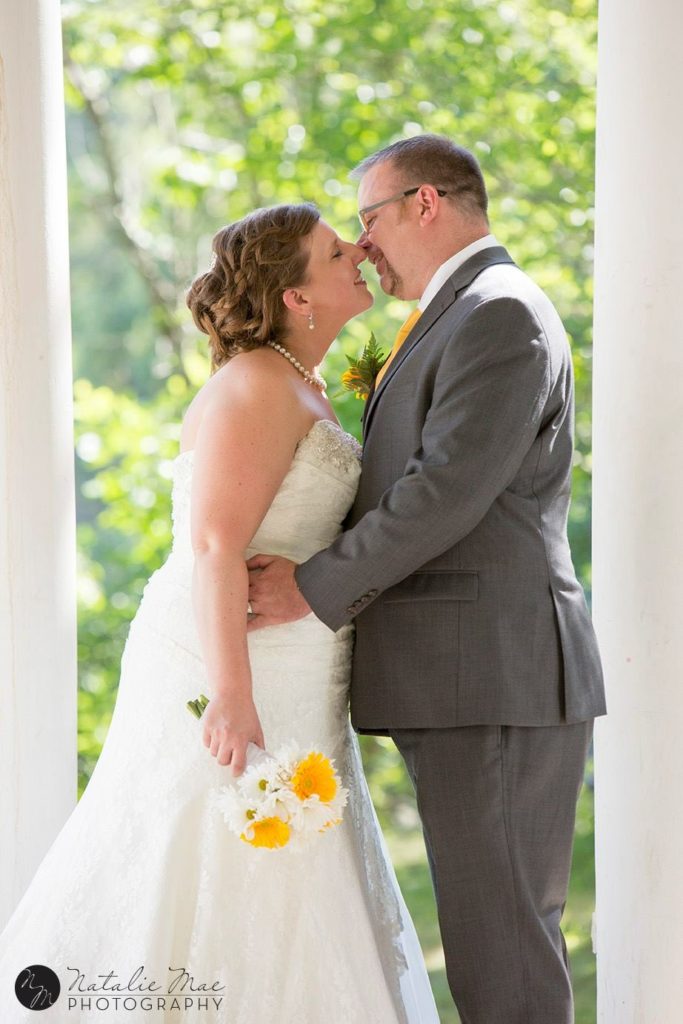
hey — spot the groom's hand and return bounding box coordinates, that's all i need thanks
[246,554,312,631]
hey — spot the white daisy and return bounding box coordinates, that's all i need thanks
[215,787,258,838]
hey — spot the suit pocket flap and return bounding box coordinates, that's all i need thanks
[383,570,479,603]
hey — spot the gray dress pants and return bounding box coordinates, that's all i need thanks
[389,721,593,1024]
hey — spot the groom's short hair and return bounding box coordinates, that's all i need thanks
[351,134,489,222]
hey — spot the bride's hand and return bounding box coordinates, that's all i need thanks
[201,693,265,777]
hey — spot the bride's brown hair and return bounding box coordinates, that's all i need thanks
[186,203,321,372]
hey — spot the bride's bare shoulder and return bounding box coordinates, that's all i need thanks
[207,347,290,394]
[180,348,303,452]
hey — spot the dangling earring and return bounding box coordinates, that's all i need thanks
[308,311,315,331]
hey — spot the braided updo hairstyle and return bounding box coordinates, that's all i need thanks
[186,203,321,372]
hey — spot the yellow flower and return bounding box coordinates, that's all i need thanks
[341,367,368,401]
[341,367,362,386]
[340,333,387,401]
[242,816,291,849]
[291,752,338,803]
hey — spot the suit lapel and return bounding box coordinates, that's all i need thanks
[363,246,515,440]
[361,382,375,432]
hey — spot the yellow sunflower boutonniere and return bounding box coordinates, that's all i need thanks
[341,333,388,401]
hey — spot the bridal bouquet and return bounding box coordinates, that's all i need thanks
[187,693,348,850]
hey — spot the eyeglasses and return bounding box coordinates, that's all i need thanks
[358,186,448,233]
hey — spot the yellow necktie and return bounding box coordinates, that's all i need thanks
[375,308,422,388]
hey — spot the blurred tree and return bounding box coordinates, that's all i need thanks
[63,1,596,401]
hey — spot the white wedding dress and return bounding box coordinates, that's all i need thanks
[0,419,439,1023]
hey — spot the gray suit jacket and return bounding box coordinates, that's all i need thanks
[295,246,606,730]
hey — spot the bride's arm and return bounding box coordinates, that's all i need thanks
[189,361,304,775]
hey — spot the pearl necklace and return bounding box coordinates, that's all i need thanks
[266,341,327,391]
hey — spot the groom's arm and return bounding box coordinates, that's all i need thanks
[295,297,553,631]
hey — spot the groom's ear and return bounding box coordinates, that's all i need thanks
[282,288,309,315]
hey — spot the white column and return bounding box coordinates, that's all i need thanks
[593,1,683,1020]
[0,0,77,927]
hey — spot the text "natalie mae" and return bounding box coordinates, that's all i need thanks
[66,964,225,1011]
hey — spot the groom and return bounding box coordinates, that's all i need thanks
[247,134,605,1023]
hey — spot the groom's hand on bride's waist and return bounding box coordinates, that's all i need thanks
[246,554,311,631]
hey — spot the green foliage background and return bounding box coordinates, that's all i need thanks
[64,1,597,1019]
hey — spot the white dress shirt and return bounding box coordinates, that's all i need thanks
[418,234,500,312]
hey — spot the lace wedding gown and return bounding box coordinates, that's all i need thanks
[0,420,439,1023]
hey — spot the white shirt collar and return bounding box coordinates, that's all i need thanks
[418,233,500,312]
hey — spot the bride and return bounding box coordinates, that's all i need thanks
[0,203,439,1023]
